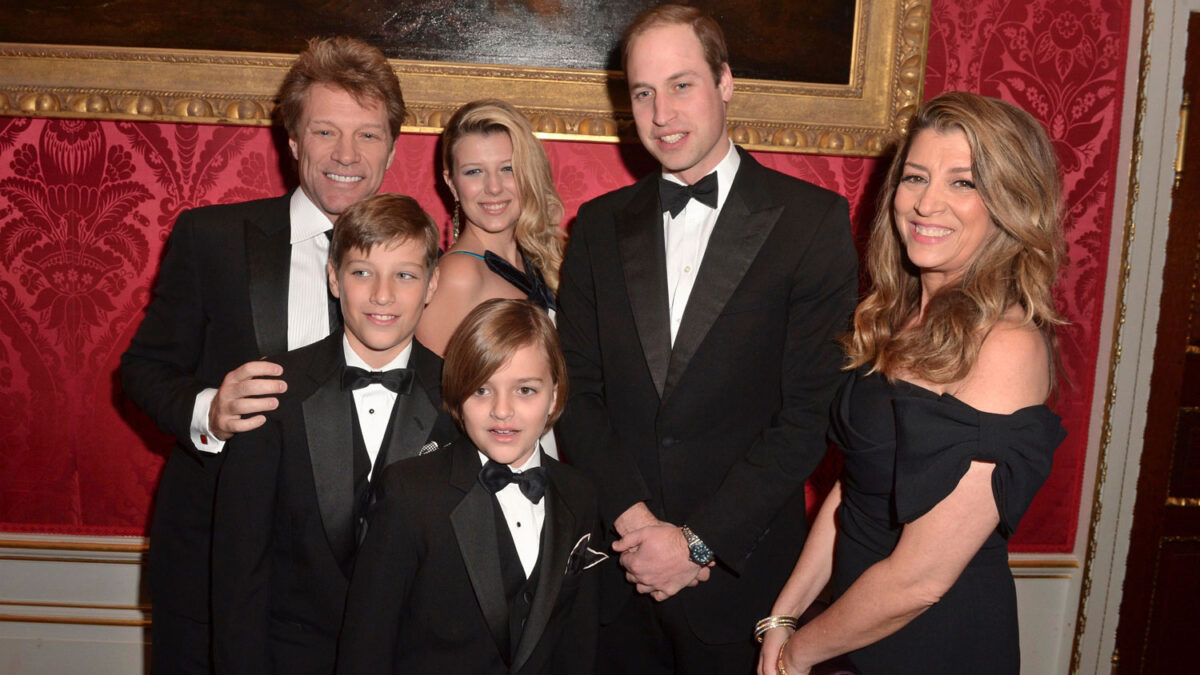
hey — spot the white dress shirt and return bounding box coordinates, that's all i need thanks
[190,188,335,453]
[662,140,740,345]
[344,337,413,479]
[481,449,546,578]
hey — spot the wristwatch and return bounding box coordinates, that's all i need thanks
[680,525,714,566]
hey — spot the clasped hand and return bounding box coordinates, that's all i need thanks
[613,522,713,602]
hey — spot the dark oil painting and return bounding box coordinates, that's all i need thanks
[1,0,854,84]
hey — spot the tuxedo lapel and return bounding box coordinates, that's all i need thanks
[511,462,576,673]
[244,193,292,358]
[301,337,358,566]
[379,341,441,470]
[664,155,781,399]
[616,178,672,399]
[448,444,509,659]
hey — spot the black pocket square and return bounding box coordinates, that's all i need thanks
[565,533,609,575]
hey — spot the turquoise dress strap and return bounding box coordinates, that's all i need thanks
[446,250,486,260]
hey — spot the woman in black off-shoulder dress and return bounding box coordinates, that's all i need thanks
[758,92,1068,675]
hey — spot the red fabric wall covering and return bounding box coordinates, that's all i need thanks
[0,0,1129,552]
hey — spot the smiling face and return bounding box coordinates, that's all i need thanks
[443,131,521,237]
[327,238,438,369]
[894,128,996,298]
[626,22,733,185]
[461,342,557,469]
[289,83,397,223]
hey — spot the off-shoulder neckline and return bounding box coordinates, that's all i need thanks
[890,376,1052,419]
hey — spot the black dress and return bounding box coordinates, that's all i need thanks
[827,371,1066,674]
[447,249,557,312]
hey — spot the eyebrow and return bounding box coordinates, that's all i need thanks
[308,118,387,130]
[904,161,973,174]
[629,69,701,90]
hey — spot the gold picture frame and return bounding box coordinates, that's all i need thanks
[0,0,929,157]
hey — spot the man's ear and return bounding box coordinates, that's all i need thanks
[424,266,440,305]
[717,63,733,103]
[326,260,340,299]
[288,137,300,161]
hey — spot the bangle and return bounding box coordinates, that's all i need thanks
[776,648,790,675]
[754,615,798,642]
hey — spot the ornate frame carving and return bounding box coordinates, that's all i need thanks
[0,0,928,156]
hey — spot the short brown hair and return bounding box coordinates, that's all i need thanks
[278,36,406,140]
[330,193,439,271]
[621,4,729,85]
[442,299,568,434]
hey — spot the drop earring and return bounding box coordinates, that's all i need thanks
[452,201,461,241]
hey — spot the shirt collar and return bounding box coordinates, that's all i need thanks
[477,445,543,473]
[290,188,333,245]
[659,138,740,212]
[342,334,413,371]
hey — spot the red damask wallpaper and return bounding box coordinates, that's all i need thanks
[0,0,1128,552]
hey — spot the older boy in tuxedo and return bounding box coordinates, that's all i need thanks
[211,194,457,675]
[337,299,605,675]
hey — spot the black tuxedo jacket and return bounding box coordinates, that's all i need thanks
[555,148,858,643]
[210,333,458,675]
[121,193,301,627]
[336,440,601,675]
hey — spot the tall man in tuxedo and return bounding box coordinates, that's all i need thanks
[120,36,406,674]
[555,5,859,672]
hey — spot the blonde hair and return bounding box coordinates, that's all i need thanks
[845,91,1066,383]
[441,100,566,292]
[278,36,405,141]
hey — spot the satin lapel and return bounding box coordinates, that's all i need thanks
[663,165,781,400]
[380,380,437,469]
[615,179,671,399]
[511,469,575,673]
[381,342,440,469]
[302,340,357,565]
[449,445,509,658]
[245,196,292,357]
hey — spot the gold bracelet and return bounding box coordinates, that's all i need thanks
[754,615,799,642]
[776,649,790,675]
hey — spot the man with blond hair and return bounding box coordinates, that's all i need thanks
[122,36,405,673]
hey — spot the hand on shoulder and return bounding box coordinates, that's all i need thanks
[951,312,1051,414]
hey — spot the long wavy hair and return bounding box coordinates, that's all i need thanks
[844,91,1066,383]
[441,100,566,291]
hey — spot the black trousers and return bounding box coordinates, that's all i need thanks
[596,591,757,675]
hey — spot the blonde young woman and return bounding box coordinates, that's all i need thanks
[758,92,1068,675]
[415,99,565,356]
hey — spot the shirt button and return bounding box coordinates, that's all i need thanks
[683,265,692,273]
[368,409,375,415]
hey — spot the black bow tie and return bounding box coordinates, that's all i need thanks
[341,366,414,394]
[659,172,718,217]
[479,459,547,504]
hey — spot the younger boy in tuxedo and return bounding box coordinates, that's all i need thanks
[211,193,458,675]
[337,299,605,675]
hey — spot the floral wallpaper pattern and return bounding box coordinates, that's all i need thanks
[0,0,1130,552]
